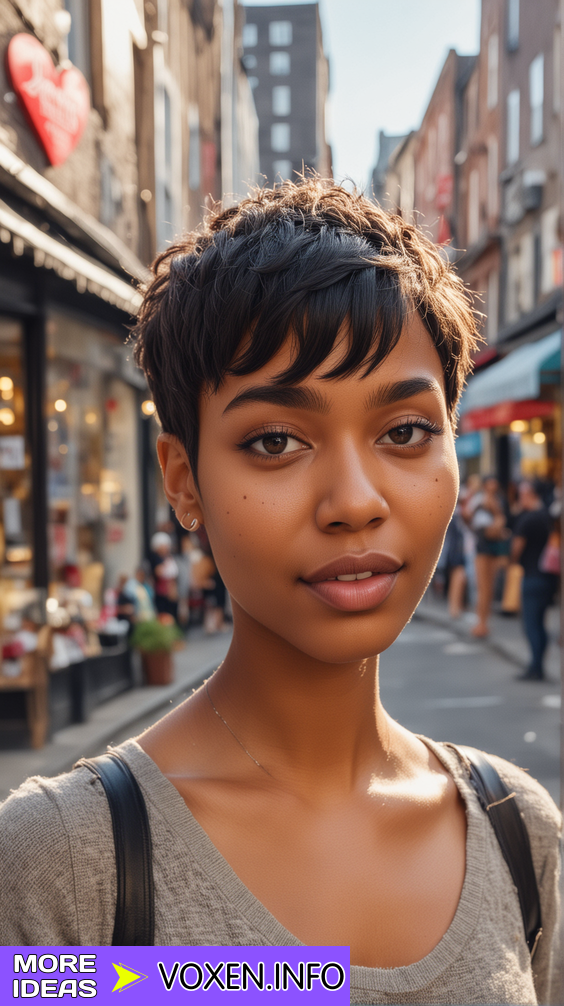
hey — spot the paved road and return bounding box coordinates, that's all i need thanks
[382,619,560,804]
[107,619,560,806]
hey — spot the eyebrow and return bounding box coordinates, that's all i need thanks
[223,376,441,416]
[363,378,441,410]
[223,385,330,415]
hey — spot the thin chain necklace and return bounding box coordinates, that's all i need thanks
[205,680,273,778]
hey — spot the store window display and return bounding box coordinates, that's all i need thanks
[46,314,142,666]
[0,317,46,743]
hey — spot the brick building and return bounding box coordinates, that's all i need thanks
[0,0,257,743]
[378,0,562,487]
[242,2,331,184]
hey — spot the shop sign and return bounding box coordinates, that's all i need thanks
[0,434,25,469]
[455,431,482,459]
[461,398,554,433]
[436,173,453,210]
[7,34,90,166]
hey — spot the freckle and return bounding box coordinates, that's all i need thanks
[243,495,247,499]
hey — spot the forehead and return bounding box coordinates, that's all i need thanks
[205,313,447,414]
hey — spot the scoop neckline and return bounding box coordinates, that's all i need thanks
[116,735,487,995]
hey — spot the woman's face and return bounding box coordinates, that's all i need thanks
[189,316,458,663]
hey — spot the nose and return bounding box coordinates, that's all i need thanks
[315,443,390,533]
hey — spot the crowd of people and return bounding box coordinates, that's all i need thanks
[438,475,560,681]
[114,520,230,638]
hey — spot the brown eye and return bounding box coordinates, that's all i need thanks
[262,434,288,454]
[380,424,427,446]
[252,433,303,456]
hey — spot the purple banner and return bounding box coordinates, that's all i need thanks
[1,947,349,1003]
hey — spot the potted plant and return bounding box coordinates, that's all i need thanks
[130,617,182,685]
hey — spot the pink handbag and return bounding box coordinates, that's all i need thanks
[539,533,561,575]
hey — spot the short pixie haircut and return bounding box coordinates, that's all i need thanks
[133,178,478,474]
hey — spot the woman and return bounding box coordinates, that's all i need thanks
[0,181,560,1004]
[464,475,509,637]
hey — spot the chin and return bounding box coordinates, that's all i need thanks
[261,604,414,665]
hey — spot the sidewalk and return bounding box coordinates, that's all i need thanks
[0,629,231,802]
[414,590,561,681]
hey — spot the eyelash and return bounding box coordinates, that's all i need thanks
[237,417,444,459]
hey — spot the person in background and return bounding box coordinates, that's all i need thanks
[149,532,179,622]
[511,479,559,681]
[115,573,136,636]
[123,567,156,623]
[463,475,509,638]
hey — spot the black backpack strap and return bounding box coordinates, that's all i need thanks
[456,745,542,957]
[78,752,155,946]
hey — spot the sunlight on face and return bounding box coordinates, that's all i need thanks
[196,316,459,664]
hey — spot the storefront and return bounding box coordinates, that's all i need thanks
[458,330,561,488]
[0,146,152,742]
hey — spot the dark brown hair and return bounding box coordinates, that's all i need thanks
[133,177,478,474]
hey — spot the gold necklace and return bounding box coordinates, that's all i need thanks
[205,680,273,778]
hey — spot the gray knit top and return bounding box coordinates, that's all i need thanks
[0,737,560,1004]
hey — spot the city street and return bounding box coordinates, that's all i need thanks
[382,618,560,803]
[99,615,560,805]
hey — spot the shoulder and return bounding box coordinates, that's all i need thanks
[482,752,561,849]
[0,764,116,944]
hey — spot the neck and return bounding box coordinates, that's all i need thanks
[209,602,397,791]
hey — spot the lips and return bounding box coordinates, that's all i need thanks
[301,552,402,612]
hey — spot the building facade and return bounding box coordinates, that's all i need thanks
[0,0,255,742]
[242,2,331,184]
[458,0,562,487]
[378,0,562,489]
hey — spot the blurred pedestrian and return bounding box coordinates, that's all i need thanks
[511,480,559,681]
[149,532,179,622]
[465,476,509,638]
[443,507,467,619]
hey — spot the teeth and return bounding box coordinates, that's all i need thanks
[336,571,373,581]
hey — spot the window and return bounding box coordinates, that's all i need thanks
[272,159,292,180]
[507,0,519,50]
[519,233,534,312]
[242,23,258,47]
[468,168,480,245]
[486,271,499,343]
[272,85,291,116]
[554,28,561,114]
[248,77,259,90]
[188,104,200,192]
[506,89,520,164]
[271,122,290,152]
[270,51,290,76]
[487,34,499,109]
[64,0,91,83]
[529,54,544,145]
[242,54,257,70]
[487,136,498,218]
[541,206,560,293]
[269,21,292,46]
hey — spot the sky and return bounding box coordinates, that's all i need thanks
[243,0,481,189]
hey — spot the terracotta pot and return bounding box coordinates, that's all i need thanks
[141,649,174,685]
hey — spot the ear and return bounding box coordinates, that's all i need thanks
[156,433,204,527]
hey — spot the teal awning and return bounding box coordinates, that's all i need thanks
[459,329,561,416]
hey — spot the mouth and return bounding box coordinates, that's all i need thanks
[300,552,402,612]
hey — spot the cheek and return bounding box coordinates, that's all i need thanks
[397,441,459,559]
[196,459,299,593]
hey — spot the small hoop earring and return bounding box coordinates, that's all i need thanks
[180,512,200,532]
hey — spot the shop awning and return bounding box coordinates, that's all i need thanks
[458,329,561,416]
[0,201,142,315]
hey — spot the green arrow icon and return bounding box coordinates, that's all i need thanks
[112,962,148,992]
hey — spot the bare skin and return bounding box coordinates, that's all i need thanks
[139,316,466,968]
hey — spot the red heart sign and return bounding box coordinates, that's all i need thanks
[7,33,90,166]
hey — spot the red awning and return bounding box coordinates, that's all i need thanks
[460,399,555,433]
